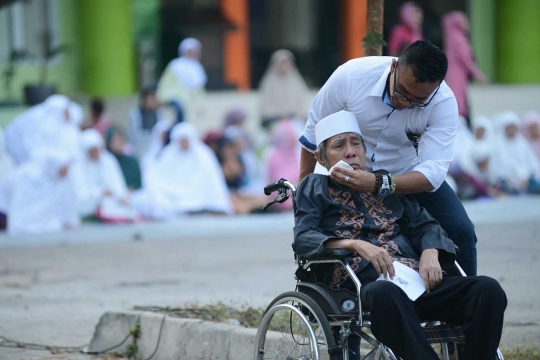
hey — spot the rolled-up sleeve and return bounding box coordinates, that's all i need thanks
[293,176,335,260]
[414,97,458,191]
[300,64,350,152]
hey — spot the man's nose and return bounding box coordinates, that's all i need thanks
[344,144,356,157]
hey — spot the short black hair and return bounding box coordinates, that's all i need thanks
[398,40,448,83]
[90,98,104,116]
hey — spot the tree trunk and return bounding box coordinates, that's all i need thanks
[365,0,385,56]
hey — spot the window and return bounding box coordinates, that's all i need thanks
[0,0,60,63]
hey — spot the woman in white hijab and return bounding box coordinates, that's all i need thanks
[133,122,232,219]
[5,95,83,164]
[491,111,540,193]
[259,49,309,128]
[156,38,206,122]
[73,129,136,221]
[0,149,80,235]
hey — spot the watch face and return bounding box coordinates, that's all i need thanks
[380,188,391,197]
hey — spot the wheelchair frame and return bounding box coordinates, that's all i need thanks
[255,178,504,360]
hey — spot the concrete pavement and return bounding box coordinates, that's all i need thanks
[0,196,539,359]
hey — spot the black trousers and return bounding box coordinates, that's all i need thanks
[410,181,478,276]
[355,276,507,360]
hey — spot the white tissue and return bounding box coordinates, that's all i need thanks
[329,160,354,175]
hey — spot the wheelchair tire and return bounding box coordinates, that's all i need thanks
[254,291,339,360]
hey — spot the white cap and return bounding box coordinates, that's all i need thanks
[315,111,361,146]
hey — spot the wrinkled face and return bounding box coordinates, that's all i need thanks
[528,123,540,139]
[390,60,440,110]
[58,165,69,178]
[475,127,485,140]
[505,124,518,139]
[88,147,101,161]
[316,132,365,170]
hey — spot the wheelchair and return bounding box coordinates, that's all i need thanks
[254,178,504,360]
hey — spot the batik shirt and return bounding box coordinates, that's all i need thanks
[293,173,456,289]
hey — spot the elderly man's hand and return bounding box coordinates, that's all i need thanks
[419,249,442,293]
[353,241,395,279]
[331,168,376,193]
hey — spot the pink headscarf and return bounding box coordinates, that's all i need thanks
[522,111,540,161]
[387,2,423,56]
[266,119,300,211]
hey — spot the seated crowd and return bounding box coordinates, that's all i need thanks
[0,91,303,235]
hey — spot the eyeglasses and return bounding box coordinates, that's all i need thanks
[393,62,440,108]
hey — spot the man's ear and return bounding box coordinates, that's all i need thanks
[314,151,325,167]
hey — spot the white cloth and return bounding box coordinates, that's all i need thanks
[491,111,540,189]
[315,111,361,146]
[0,128,15,182]
[73,129,130,217]
[134,122,232,218]
[301,56,459,191]
[140,119,174,171]
[0,150,80,235]
[128,107,167,158]
[170,38,206,90]
[5,95,83,164]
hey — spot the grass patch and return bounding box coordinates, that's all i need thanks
[501,342,540,360]
[133,302,266,328]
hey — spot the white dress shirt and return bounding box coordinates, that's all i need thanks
[300,56,458,191]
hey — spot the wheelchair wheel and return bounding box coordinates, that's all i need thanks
[254,291,338,360]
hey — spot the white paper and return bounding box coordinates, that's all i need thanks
[376,261,426,301]
[329,160,354,174]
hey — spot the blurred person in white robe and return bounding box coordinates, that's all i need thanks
[133,122,232,219]
[156,38,206,122]
[448,115,474,178]
[0,150,80,235]
[492,111,540,194]
[259,49,309,129]
[73,129,137,222]
[140,119,174,171]
[5,95,82,164]
[0,129,15,182]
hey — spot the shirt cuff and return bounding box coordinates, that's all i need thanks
[299,134,317,153]
[413,160,449,192]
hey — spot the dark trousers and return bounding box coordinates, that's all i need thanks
[357,276,507,360]
[410,181,478,276]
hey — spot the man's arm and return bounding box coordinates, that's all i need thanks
[330,168,434,194]
[299,148,318,181]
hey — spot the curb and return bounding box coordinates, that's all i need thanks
[89,310,257,360]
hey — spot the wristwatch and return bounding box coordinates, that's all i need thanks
[379,175,391,197]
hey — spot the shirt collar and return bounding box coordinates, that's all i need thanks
[369,65,392,98]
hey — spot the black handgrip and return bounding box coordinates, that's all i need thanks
[264,179,284,195]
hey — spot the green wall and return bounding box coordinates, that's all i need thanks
[496,0,540,83]
[470,0,496,81]
[79,0,136,96]
[0,0,81,104]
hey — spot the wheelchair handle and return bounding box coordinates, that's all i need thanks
[264,178,297,196]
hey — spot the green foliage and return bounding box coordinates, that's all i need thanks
[362,31,387,49]
[501,342,540,360]
[124,342,138,359]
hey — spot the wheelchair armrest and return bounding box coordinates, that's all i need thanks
[319,249,350,260]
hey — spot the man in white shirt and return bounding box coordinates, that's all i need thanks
[299,41,477,276]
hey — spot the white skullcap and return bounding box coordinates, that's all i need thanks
[179,38,202,57]
[315,111,361,146]
[80,129,104,151]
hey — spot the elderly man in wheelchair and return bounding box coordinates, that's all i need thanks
[255,111,507,360]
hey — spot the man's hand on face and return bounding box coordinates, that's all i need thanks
[330,167,376,193]
[419,249,442,293]
[353,241,395,279]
